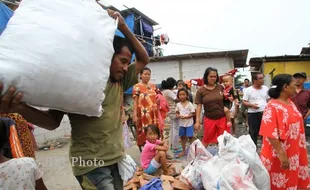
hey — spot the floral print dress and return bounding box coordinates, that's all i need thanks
[0,157,43,190]
[133,83,158,146]
[259,99,310,190]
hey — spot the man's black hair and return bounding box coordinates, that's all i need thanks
[113,36,134,55]
[0,120,9,151]
[252,72,263,81]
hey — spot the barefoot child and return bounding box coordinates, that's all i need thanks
[0,118,47,190]
[141,124,172,175]
[176,88,195,157]
[222,75,238,135]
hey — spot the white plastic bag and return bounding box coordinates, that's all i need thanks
[117,154,137,183]
[222,160,257,190]
[201,158,257,190]
[238,135,270,190]
[201,157,232,190]
[181,139,212,190]
[187,139,213,162]
[0,0,117,117]
[123,122,132,148]
[180,157,208,190]
[217,132,270,190]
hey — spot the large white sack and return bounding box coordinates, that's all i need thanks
[201,158,233,190]
[180,157,211,190]
[0,0,118,117]
[217,132,270,190]
[201,158,258,190]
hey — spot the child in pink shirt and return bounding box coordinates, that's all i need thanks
[140,124,172,175]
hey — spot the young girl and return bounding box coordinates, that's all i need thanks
[0,118,47,190]
[176,80,193,103]
[176,88,195,157]
[140,124,172,175]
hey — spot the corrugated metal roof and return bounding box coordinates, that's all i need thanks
[121,7,158,25]
[249,55,310,71]
[150,49,249,68]
[301,47,310,55]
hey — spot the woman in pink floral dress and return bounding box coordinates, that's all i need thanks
[260,74,310,190]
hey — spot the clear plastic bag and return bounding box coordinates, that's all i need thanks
[123,122,132,148]
[181,139,213,190]
[117,154,137,183]
[186,139,213,162]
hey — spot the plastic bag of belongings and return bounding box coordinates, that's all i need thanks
[180,132,270,190]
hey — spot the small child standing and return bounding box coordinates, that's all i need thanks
[222,75,239,135]
[176,88,195,157]
[0,119,47,190]
[140,124,172,175]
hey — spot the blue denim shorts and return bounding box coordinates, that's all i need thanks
[144,158,161,175]
[179,125,194,137]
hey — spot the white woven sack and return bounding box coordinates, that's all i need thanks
[0,0,117,117]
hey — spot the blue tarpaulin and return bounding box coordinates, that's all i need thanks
[0,2,13,35]
[304,82,310,129]
[141,19,153,36]
[115,13,134,38]
[124,86,133,95]
[304,82,310,90]
[115,13,136,63]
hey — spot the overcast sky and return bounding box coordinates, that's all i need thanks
[101,0,309,75]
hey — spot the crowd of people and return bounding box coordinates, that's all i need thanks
[129,62,310,190]
[0,7,309,190]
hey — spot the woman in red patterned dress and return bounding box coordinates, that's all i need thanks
[133,67,158,149]
[259,74,310,190]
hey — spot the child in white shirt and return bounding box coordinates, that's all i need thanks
[176,88,195,157]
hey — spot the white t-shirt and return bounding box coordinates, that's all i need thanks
[172,89,178,95]
[243,85,269,113]
[0,157,43,190]
[176,101,195,127]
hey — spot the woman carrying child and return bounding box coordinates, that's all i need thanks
[140,124,173,175]
[175,88,195,157]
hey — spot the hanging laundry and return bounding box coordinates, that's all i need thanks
[163,33,169,44]
[160,33,169,45]
[0,2,13,35]
[160,34,165,44]
[154,35,161,46]
[159,49,163,56]
[141,18,153,37]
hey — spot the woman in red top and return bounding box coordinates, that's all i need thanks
[133,67,158,148]
[259,74,309,190]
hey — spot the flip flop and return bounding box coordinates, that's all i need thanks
[166,155,173,160]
